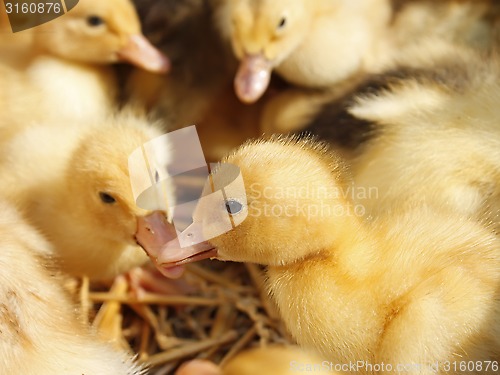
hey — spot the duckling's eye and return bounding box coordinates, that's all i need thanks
[277,17,287,30]
[99,192,116,204]
[225,199,243,216]
[87,15,105,27]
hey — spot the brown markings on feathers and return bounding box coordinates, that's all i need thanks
[0,291,30,347]
[299,58,476,149]
[298,68,422,148]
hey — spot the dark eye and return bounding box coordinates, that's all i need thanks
[87,15,105,27]
[99,192,116,204]
[277,17,287,30]
[225,199,243,215]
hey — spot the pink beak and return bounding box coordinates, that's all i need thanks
[136,211,217,279]
[118,34,170,73]
[234,53,273,103]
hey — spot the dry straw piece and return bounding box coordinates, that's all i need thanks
[83,260,292,374]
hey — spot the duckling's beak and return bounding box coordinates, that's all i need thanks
[235,54,273,103]
[118,34,171,73]
[136,211,217,279]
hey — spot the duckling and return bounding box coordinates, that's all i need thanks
[139,136,500,371]
[217,0,392,103]
[222,346,329,375]
[222,0,499,100]
[220,0,499,135]
[0,200,144,375]
[0,112,170,281]
[177,346,331,375]
[0,0,169,123]
[303,42,500,231]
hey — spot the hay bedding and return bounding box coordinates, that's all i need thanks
[84,261,292,374]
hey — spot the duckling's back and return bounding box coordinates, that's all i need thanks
[356,49,500,221]
[366,203,500,367]
[0,201,144,375]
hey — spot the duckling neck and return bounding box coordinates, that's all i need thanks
[266,214,380,362]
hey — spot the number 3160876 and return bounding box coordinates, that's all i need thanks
[4,2,62,14]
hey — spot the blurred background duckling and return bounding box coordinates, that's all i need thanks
[215,0,499,134]
[0,0,169,72]
[176,346,333,375]
[127,0,499,160]
[139,136,500,370]
[127,0,262,161]
[0,0,169,125]
[0,112,170,281]
[0,200,144,375]
[302,41,500,232]
[391,0,500,50]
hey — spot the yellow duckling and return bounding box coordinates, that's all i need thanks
[218,0,499,135]
[176,346,335,375]
[391,0,499,50]
[140,136,500,371]
[219,0,499,103]
[216,0,391,103]
[0,112,170,281]
[0,200,144,374]
[354,47,500,229]
[0,0,169,122]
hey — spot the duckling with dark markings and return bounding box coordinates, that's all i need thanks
[302,42,500,232]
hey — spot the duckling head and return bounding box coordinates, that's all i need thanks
[218,0,312,103]
[60,114,166,278]
[220,0,392,103]
[207,136,350,266]
[137,136,351,269]
[35,0,170,72]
